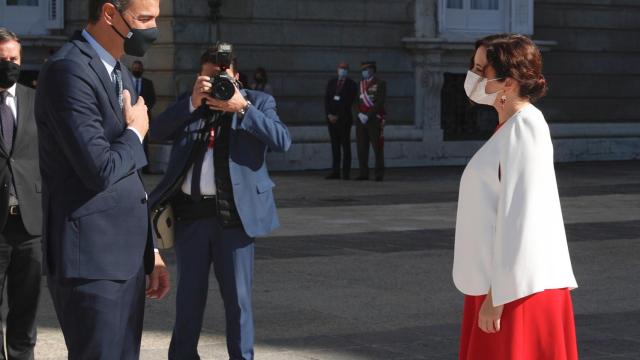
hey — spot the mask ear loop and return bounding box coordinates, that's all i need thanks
[110,10,134,40]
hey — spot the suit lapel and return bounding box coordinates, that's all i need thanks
[0,136,7,158]
[88,57,124,125]
[13,84,32,152]
[72,34,125,125]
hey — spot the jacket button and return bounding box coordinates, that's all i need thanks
[141,198,147,204]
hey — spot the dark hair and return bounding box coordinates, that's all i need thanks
[88,0,131,23]
[484,34,548,102]
[200,46,216,66]
[0,27,20,46]
[469,33,510,70]
[132,60,143,66]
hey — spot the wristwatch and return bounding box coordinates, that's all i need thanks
[238,101,252,116]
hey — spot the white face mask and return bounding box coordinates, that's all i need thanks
[464,70,503,106]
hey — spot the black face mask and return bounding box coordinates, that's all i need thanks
[0,60,20,89]
[111,12,159,57]
[132,70,143,78]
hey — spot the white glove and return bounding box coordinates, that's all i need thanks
[358,113,369,124]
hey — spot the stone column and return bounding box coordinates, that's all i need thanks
[412,51,445,141]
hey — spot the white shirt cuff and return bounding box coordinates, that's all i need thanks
[154,248,159,253]
[127,127,144,143]
[189,96,196,114]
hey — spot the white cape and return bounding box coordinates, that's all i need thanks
[453,104,578,306]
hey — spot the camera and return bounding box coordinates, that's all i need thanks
[209,42,236,101]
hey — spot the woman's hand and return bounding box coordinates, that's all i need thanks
[478,290,503,333]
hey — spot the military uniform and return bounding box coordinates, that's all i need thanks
[356,61,386,181]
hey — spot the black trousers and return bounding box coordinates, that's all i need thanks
[0,215,42,360]
[327,119,352,176]
[356,119,385,179]
[48,265,146,360]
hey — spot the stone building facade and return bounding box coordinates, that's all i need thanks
[6,0,640,170]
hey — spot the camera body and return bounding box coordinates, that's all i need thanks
[209,42,236,101]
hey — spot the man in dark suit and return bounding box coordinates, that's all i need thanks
[149,44,291,360]
[131,60,156,173]
[131,60,156,118]
[34,1,169,359]
[0,27,43,360]
[356,61,387,182]
[324,61,357,180]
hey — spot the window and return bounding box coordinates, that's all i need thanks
[7,0,39,5]
[439,0,533,36]
[441,73,498,141]
[0,0,63,34]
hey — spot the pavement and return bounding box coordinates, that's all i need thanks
[15,160,640,359]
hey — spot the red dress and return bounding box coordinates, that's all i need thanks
[458,121,579,360]
[459,289,578,360]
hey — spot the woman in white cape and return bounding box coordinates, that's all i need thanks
[453,34,579,360]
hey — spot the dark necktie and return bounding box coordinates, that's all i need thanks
[0,91,15,151]
[190,123,216,202]
[113,62,123,108]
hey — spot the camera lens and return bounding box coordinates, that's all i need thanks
[211,74,235,101]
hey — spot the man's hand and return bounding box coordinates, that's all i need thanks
[146,252,170,300]
[122,90,149,137]
[328,114,338,124]
[478,291,503,334]
[191,75,214,109]
[206,84,248,114]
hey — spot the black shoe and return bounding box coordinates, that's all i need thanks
[355,175,369,181]
[325,173,340,180]
[375,176,384,182]
[342,174,351,180]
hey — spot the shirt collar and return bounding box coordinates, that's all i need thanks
[82,29,118,76]
[4,83,17,98]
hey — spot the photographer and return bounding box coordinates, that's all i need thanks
[148,43,291,360]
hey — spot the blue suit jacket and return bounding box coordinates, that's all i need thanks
[35,32,153,280]
[148,90,291,238]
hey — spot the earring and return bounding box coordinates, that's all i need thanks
[500,95,507,106]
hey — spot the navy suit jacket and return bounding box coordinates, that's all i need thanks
[148,90,291,238]
[35,32,154,280]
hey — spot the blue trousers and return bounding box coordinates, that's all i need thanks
[169,217,255,360]
[47,266,146,360]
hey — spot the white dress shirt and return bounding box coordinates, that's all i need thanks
[1,83,18,122]
[81,29,143,143]
[181,100,216,196]
[453,104,578,306]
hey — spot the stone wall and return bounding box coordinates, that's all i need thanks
[171,0,416,126]
[23,0,640,171]
[534,0,640,124]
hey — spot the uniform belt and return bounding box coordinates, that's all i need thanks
[8,205,19,216]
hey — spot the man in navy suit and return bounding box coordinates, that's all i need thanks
[149,44,291,360]
[35,0,169,358]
